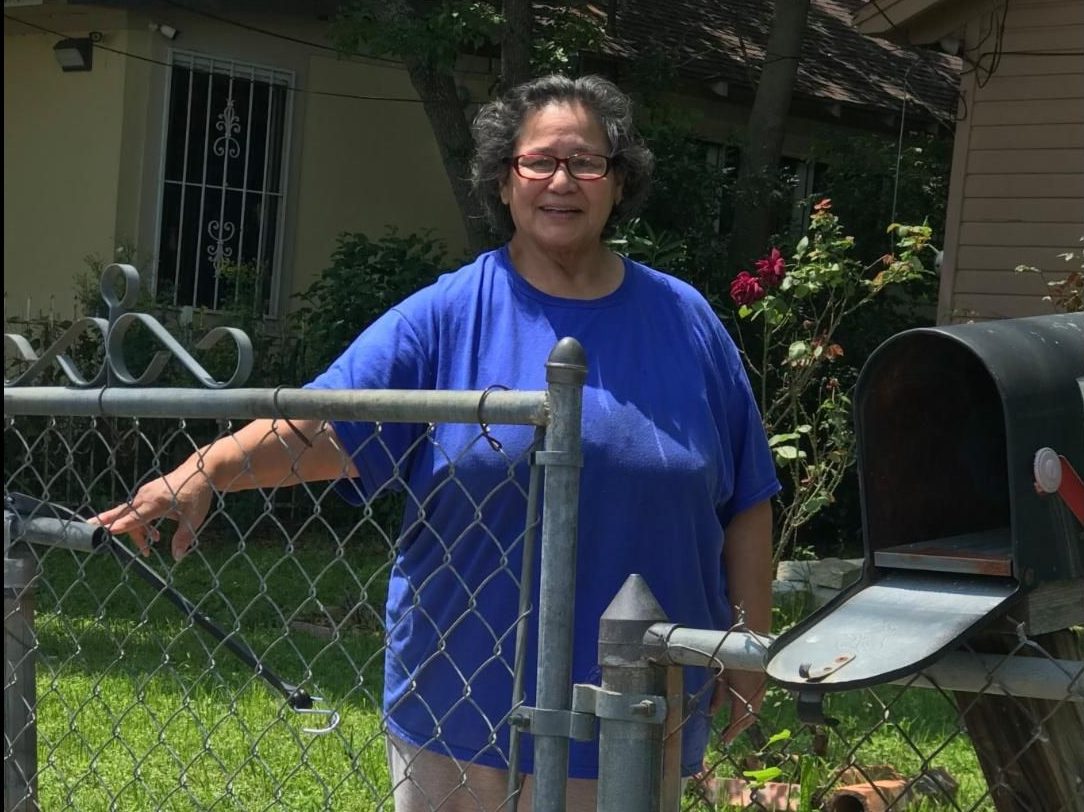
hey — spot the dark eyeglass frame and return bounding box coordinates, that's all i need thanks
[510,152,614,181]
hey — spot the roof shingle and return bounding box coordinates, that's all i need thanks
[557,0,961,125]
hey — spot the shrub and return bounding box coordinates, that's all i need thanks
[291,228,449,382]
[725,201,937,560]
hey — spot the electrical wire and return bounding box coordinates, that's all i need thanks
[3,13,431,106]
[161,0,399,64]
[161,0,497,76]
[972,0,1008,89]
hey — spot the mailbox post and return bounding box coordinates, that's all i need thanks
[765,313,1084,810]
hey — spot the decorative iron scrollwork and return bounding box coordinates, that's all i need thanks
[4,264,253,388]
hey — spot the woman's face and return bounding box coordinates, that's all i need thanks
[500,101,623,255]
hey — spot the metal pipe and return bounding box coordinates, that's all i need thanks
[654,625,1084,702]
[531,338,587,812]
[4,514,39,811]
[506,426,546,811]
[10,515,105,555]
[596,575,668,812]
[4,387,549,425]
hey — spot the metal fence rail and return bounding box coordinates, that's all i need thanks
[593,575,1084,812]
[6,401,1084,812]
[4,340,587,812]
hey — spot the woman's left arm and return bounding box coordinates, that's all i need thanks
[711,497,774,742]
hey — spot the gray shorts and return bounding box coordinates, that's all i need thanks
[385,735,598,812]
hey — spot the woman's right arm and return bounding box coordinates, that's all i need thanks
[92,418,358,561]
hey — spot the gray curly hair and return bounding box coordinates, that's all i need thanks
[470,74,654,241]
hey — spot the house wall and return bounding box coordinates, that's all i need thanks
[289,56,469,300]
[5,2,950,328]
[939,0,1084,322]
[3,25,129,319]
[4,5,469,322]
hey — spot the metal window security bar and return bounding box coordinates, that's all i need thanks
[4,265,588,810]
[154,51,292,314]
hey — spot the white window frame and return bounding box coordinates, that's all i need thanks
[151,49,295,316]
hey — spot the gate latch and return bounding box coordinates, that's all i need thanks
[508,684,669,742]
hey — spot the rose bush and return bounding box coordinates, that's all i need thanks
[729,200,936,560]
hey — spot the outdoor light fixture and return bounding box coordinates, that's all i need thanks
[148,22,179,41]
[52,32,99,72]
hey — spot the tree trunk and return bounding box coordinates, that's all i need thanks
[501,0,533,92]
[955,627,1084,811]
[372,0,495,255]
[728,0,811,272]
[401,58,495,254]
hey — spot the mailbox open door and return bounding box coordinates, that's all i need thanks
[766,313,1084,692]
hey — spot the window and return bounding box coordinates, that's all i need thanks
[154,52,293,314]
[703,142,740,234]
[781,156,827,236]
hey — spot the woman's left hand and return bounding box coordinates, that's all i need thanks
[710,669,767,745]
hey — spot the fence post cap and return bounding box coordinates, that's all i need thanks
[545,337,587,384]
[599,574,670,667]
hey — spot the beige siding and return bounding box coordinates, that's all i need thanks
[941,0,1084,322]
[970,73,1084,103]
[961,197,1084,221]
[969,123,1084,149]
[288,56,466,302]
[958,222,1083,246]
[3,26,128,318]
[967,148,1082,174]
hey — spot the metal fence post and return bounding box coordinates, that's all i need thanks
[532,338,587,812]
[4,513,39,812]
[596,574,670,812]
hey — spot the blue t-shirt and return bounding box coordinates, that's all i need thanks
[306,246,780,777]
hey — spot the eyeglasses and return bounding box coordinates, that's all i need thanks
[511,153,613,181]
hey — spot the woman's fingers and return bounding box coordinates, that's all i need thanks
[89,471,212,562]
[709,675,727,715]
[714,670,767,745]
[170,509,202,562]
[90,484,178,553]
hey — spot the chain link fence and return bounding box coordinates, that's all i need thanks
[656,599,1084,812]
[7,393,1083,812]
[5,268,1084,811]
[4,372,580,812]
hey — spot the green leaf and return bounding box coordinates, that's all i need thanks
[738,305,753,318]
[773,445,801,460]
[768,432,801,446]
[742,766,783,783]
[787,341,810,361]
[798,756,818,812]
[765,728,792,746]
[795,236,809,255]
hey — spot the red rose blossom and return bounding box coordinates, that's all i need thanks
[755,247,786,288]
[730,271,765,306]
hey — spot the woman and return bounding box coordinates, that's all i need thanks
[94,74,779,811]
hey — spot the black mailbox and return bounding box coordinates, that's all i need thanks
[766,313,1084,691]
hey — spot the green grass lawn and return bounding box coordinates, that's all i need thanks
[26,520,991,811]
[692,597,994,811]
[31,522,396,811]
[692,682,993,811]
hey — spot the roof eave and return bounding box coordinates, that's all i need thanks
[854,0,993,45]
